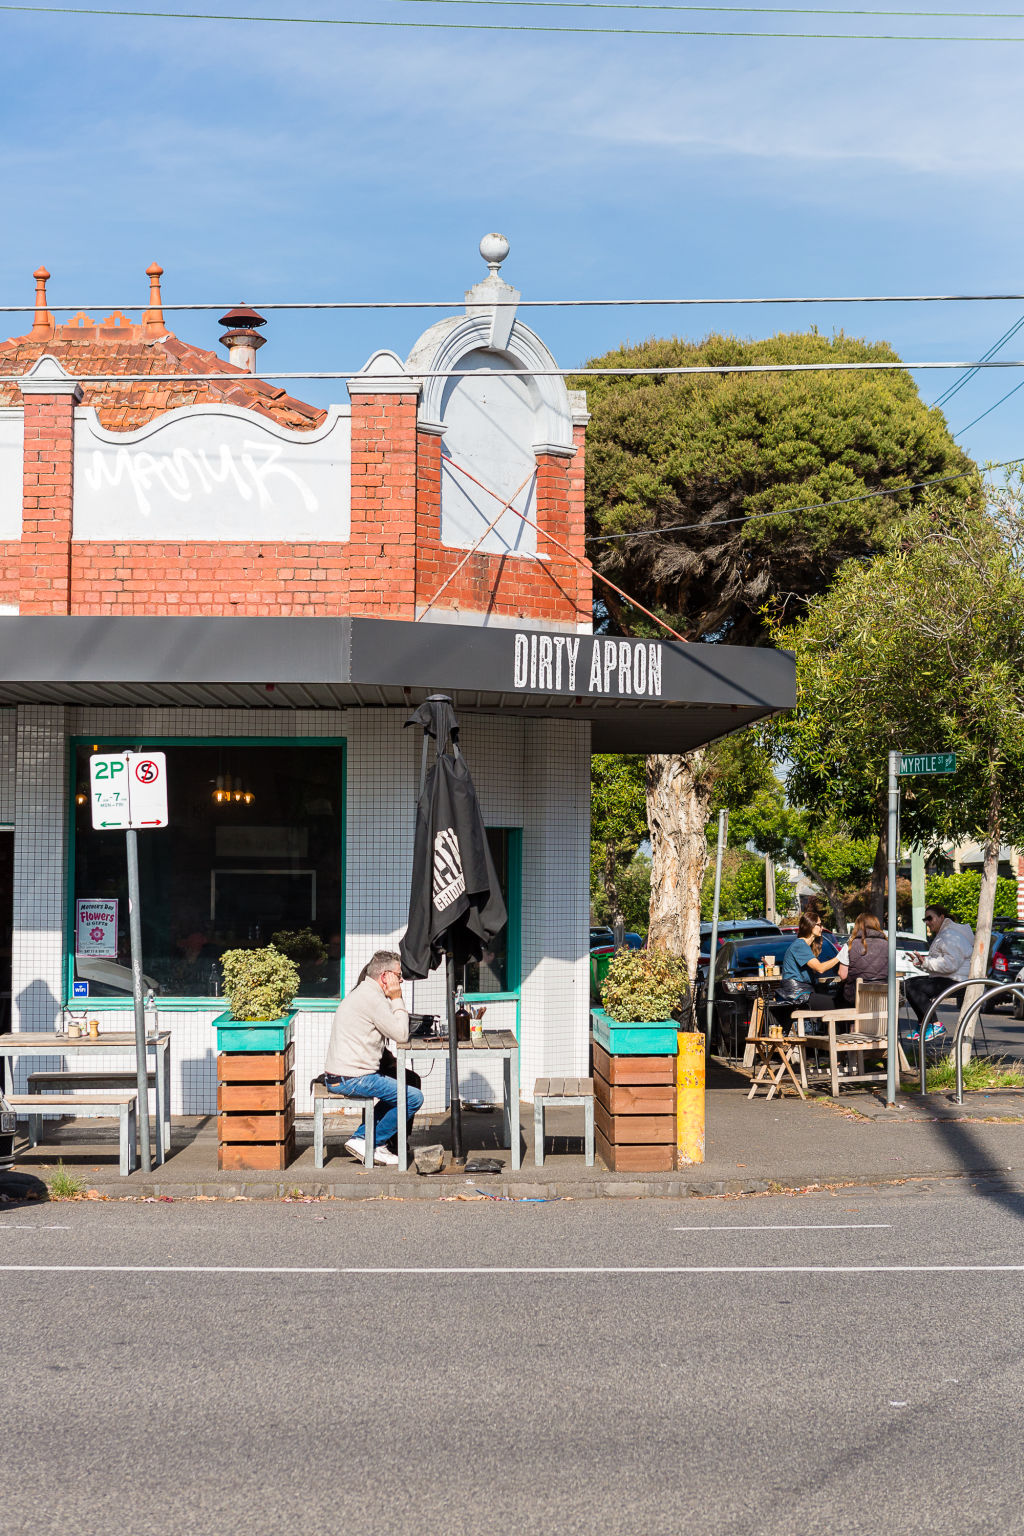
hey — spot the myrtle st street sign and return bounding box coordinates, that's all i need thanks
[898,752,957,777]
[89,751,169,830]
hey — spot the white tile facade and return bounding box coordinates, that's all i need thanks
[5,702,590,1115]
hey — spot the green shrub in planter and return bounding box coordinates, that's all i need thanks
[220,944,301,1022]
[600,947,689,1024]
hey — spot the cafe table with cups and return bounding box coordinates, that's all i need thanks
[0,1011,172,1169]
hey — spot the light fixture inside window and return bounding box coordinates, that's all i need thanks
[212,771,254,808]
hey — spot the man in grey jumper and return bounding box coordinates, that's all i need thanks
[323,949,424,1165]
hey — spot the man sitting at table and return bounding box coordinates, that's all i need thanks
[903,904,974,1031]
[322,950,424,1166]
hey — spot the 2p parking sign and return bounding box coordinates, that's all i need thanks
[89,750,169,830]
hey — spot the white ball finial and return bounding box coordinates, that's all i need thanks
[479,232,510,275]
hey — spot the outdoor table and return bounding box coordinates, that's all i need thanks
[746,1030,809,1101]
[0,1030,172,1166]
[396,1030,521,1172]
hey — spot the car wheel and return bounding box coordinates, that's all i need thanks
[1013,991,1024,1022]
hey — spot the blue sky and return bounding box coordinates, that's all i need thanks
[2,2,1023,470]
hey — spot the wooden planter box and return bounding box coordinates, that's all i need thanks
[592,1038,678,1173]
[216,1045,296,1171]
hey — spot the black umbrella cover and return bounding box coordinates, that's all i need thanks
[400,742,508,981]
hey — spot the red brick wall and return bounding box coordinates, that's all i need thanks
[414,429,590,627]
[69,543,349,615]
[21,393,75,614]
[0,542,20,607]
[348,392,419,619]
[8,388,592,625]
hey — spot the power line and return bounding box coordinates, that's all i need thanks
[12,360,1024,381]
[1,3,1023,42]
[4,294,1024,313]
[956,382,1024,437]
[391,0,1024,13]
[584,458,1012,543]
[933,314,1024,410]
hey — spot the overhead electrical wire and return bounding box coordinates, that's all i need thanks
[956,382,1024,437]
[932,313,1024,410]
[1,2,1024,41]
[583,458,1016,543]
[15,360,1024,381]
[5,293,1024,313]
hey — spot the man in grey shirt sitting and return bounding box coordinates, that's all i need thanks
[323,949,425,1165]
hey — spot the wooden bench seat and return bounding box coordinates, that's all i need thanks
[312,1082,375,1169]
[533,1077,595,1167]
[6,1091,137,1175]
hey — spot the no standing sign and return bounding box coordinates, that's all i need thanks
[89,751,169,830]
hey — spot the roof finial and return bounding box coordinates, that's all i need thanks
[30,266,54,340]
[479,233,509,277]
[143,261,165,334]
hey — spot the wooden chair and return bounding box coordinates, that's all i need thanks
[791,980,910,1096]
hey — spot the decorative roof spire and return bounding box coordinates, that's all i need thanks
[30,266,54,340]
[465,232,519,351]
[142,261,165,335]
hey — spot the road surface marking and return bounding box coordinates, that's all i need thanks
[0,1262,1021,1275]
[672,1224,892,1232]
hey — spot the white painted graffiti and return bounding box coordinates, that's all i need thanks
[81,440,320,518]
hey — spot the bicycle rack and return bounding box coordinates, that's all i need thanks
[914,977,1024,1098]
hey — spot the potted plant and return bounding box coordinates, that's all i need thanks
[593,947,689,1054]
[213,943,301,1053]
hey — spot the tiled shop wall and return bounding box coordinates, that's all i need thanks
[3,705,590,1113]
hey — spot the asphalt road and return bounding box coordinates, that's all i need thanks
[3,1181,1024,1536]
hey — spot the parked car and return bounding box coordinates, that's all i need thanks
[590,926,614,949]
[0,1088,15,1168]
[698,919,782,957]
[697,932,843,1010]
[988,927,1024,1011]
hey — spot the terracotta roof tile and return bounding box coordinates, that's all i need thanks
[0,313,325,432]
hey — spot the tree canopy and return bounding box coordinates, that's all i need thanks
[580,331,977,644]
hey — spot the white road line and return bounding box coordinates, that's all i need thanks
[0,1263,1020,1275]
[672,1224,892,1232]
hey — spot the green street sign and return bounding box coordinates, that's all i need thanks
[898,752,957,777]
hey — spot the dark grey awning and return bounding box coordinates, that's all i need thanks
[0,616,794,753]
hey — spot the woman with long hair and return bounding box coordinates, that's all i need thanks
[837,912,888,1005]
[782,909,841,1011]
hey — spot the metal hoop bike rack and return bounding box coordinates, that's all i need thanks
[914,977,1024,1098]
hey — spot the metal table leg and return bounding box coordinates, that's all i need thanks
[397,1050,409,1172]
[509,1048,521,1170]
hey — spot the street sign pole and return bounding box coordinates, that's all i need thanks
[125,828,152,1174]
[705,809,728,1044]
[887,750,899,1106]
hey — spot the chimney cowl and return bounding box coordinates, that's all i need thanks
[219,303,267,373]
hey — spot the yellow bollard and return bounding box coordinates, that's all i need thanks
[676,1030,705,1166]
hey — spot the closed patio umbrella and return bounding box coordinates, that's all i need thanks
[400,695,507,1162]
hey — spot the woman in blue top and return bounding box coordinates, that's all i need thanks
[782,911,841,1009]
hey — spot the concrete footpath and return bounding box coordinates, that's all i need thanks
[9,1061,1024,1201]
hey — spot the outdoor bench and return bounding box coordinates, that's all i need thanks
[6,1091,138,1175]
[533,1077,595,1167]
[312,1082,375,1169]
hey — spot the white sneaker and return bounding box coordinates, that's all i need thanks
[373,1146,400,1166]
[344,1136,368,1160]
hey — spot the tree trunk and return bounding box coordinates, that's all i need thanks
[645,752,714,999]
[959,793,1001,1066]
[801,858,848,936]
[867,825,887,922]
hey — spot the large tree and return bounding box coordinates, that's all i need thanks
[775,492,1024,1056]
[580,330,976,975]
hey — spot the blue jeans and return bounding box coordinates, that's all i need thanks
[326,1072,424,1147]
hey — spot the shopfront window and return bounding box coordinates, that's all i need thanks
[458,827,520,997]
[70,741,344,1000]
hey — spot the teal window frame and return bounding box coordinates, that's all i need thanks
[65,734,346,1012]
[463,827,521,1013]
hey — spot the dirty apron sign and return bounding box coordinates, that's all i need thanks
[512,632,663,697]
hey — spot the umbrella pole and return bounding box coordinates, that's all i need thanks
[446,946,464,1163]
